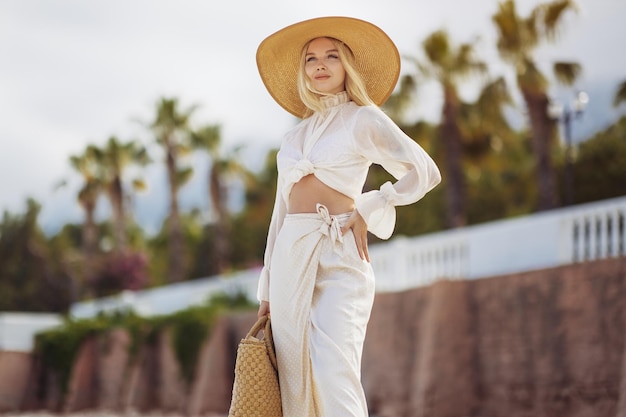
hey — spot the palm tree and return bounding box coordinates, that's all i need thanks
[458,77,537,220]
[150,97,197,283]
[69,147,103,294]
[492,0,580,210]
[90,136,150,251]
[614,80,626,108]
[412,29,487,228]
[191,125,250,274]
[458,77,516,167]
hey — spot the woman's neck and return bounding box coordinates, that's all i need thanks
[320,91,349,109]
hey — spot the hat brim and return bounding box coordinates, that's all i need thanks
[256,16,401,118]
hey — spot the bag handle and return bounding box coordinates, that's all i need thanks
[246,315,278,371]
[246,315,268,338]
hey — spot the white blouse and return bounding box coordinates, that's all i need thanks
[257,92,441,301]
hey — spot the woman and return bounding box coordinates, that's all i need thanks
[255,16,441,416]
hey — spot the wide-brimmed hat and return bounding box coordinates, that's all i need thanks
[256,16,400,118]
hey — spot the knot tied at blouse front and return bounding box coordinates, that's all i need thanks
[287,158,315,184]
[282,158,315,202]
[316,203,344,256]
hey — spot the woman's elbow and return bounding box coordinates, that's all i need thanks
[431,166,442,188]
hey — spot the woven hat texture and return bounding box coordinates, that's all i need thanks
[256,16,400,118]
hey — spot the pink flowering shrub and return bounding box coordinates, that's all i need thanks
[92,250,149,296]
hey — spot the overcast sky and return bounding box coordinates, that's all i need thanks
[1,0,625,234]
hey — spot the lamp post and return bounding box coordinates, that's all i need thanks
[549,91,589,206]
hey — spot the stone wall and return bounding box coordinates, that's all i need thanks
[0,351,33,412]
[2,257,625,416]
[12,313,253,416]
[363,257,626,417]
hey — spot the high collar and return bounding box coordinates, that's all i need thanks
[320,91,350,109]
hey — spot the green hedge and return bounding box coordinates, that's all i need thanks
[34,291,255,393]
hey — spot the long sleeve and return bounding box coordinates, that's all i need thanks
[257,172,287,302]
[353,106,441,239]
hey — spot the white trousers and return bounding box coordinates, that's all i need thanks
[269,205,376,417]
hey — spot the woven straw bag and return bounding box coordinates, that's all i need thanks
[228,315,282,417]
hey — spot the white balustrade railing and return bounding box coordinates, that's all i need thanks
[0,313,63,352]
[371,195,625,292]
[566,198,626,262]
[369,230,469,292]
[70,268,261,319]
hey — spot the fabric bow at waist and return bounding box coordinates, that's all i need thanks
[316,203,344,255]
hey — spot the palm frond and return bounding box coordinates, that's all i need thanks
[613,80,626,108]
[522,11,540,49]
[553,61,582,86]
[421,28,486,85]
[152,97,198,133]
[541,0,578,41]
[422,30,451,68]
[478,77,514,110]
[176,167,194,187]
[132,179,148,192]
[190,124,222,155]
[493,0,528,61]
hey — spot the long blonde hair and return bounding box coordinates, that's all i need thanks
[297,37,375,118]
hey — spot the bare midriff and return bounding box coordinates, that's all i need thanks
[288,174,355,215]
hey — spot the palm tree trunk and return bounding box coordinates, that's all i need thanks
[110,177,127,251]
[165,137,185,283]
[210,165,230,273]
[82,201,97,298]
[441,87,467,228]
[521,88,558,211]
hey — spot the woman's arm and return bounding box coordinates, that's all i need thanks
[354,106,441,239]
[257,300,270,317]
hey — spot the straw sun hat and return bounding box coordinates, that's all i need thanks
[256,16,400,118]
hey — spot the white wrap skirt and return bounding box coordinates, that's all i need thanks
[269,204,376,417]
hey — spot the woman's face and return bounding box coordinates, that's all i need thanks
[304,37,346,95]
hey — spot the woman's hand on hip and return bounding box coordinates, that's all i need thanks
[341,209,370,263]
[258,300,270,317]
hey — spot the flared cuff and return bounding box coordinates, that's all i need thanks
[355,181,397,240]
[257,267,270,302]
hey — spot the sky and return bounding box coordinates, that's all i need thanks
[1,0,625,235]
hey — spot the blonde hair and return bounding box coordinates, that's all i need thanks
[297,37,376,118]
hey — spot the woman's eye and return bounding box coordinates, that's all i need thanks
[306,56,316,63]
[328,54,339,60]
